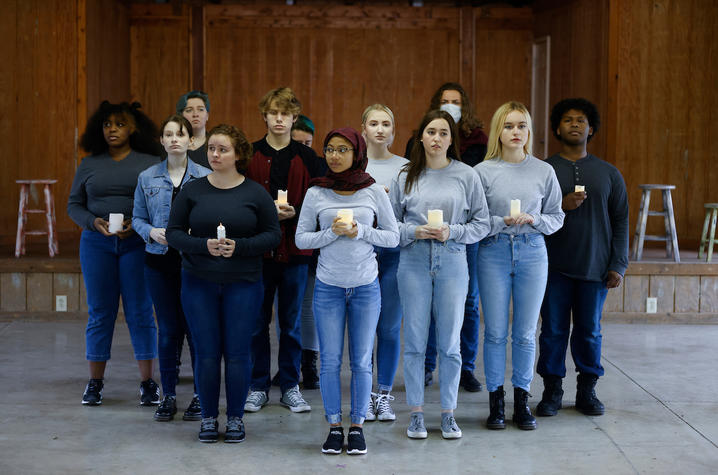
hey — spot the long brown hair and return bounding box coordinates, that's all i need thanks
[428,82,483,136]
[403,110,460,194]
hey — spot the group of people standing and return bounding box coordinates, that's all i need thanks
[67,81,629,455]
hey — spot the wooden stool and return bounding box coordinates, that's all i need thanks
[15,179,59,258]
[631,184,680,262]
[699,203,718,262]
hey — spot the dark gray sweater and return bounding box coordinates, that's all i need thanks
[544,154,629,282]
[67,151,160,231]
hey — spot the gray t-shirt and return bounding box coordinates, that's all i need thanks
[295,183,399,288]
[68,151,160,231]
[389,159,490,247]
[366,154,409,190]
[473,155,564,237]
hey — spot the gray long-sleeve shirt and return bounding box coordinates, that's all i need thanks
[366,154,409,190]
[389,159,490,247]
[67,151,160,231]
[295,183,399,288]
[473,155,564,237]
[544,154,629,281]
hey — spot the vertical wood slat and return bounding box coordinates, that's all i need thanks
[26,273,52,312]
[623,275,648,312]
[699,276,718,313]
[675,276,700,313]
[649,275,674,314]
[1,273,27,312]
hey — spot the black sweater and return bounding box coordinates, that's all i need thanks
[166,176,281,283]
[544,154,629,282]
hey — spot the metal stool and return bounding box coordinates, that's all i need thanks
[631,184,679,262]
[15,179,59,258]
[699,203,718,262]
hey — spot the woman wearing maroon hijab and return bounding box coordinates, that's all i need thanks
[296,127,399,455]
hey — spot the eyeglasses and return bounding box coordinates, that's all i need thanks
[324,146,353,155]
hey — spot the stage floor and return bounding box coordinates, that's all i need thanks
[0,320,715,474]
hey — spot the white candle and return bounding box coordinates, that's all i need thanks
[575,185,585,192]
[108,213,123,233]
[337,209,353,225]
[217,223,226,241]
[510,199,521,218]
[427,209,443,228]
[277,190,288,204]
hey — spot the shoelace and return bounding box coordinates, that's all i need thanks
[285,388,306,405]
[200,418,216,431]
[160,396,175,408]
[410,414,424,429]
[247,391,265,404]
[375,393,395,413]
[87,380,102,392]
[226,418,242,432]
[443,416,458,431]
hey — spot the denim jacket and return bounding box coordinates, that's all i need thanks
[132,159,211,254]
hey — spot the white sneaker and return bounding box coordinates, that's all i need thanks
[280,385,311,413]
[365,393,377,421]
[375,392,396,421]
[244,391,268,412]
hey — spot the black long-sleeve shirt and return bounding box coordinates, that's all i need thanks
[544,154,629,282]
[166,176,281,283]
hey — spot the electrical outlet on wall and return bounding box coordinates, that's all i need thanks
[646,297,657,314]
[56,295,67,312]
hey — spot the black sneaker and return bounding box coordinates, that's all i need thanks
[225,417,246,443]
[140,378,160,406]
[154,395,177,421]
[321,426,344,454]
[183,395,202,421]
[82,378,104,406]
[199,417,219,443]
[347,427,367,455]
[460,370,483,392]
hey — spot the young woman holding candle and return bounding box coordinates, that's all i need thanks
[361,104,408,422]
[68,101,163,407]
[295,127,399,455]
[166,124,281,443]
[473,102,564,431]
[390,109,490,440]
[132,114,211,422]
[177,91,211,169]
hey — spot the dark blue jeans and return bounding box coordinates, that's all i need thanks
[181,270,263,419]
[80,231,156,361]
[537,270,608,379]
[374,246,402,391]
[425,241,480,372]
[145,264,196,396]
[250,261,308,393]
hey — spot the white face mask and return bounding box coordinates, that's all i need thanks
[440,103,462,124]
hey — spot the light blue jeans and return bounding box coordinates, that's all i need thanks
[398,239,468,410]
[313,278,381,425]
[477,233,548,392]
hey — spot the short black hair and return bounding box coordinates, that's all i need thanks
[550,98,601,142]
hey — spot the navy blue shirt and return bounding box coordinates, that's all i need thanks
[544,154,629,282]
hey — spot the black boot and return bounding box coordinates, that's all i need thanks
[301,350,319,390]
[576,373,605,415]
[512,387,536,430]
[486,386,506,430]
[536,375,563,417]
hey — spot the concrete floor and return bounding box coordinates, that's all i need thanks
[0,321,716,474]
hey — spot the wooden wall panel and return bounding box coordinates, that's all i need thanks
[130,4,191,126]
[612,0,718,248]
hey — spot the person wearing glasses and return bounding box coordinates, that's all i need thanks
[244,87,326,415]
[390,109,490,440]
[474,101,564,431]
[177,91,211,169]
[296,127,399,455]
[361,104,408,422]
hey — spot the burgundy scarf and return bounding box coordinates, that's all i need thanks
[310,127,375,192]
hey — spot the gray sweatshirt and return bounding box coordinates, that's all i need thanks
[389,159,490,247]
[366,154,409,190]
[295,183,400,288]
[473,155,564,237]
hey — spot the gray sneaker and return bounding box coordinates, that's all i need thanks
[280,385,311,413]
[407,412,427,439]
[441,413,462,439]
[365,393,377,421]
[375,393,396,421]
[244,391,268,412]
